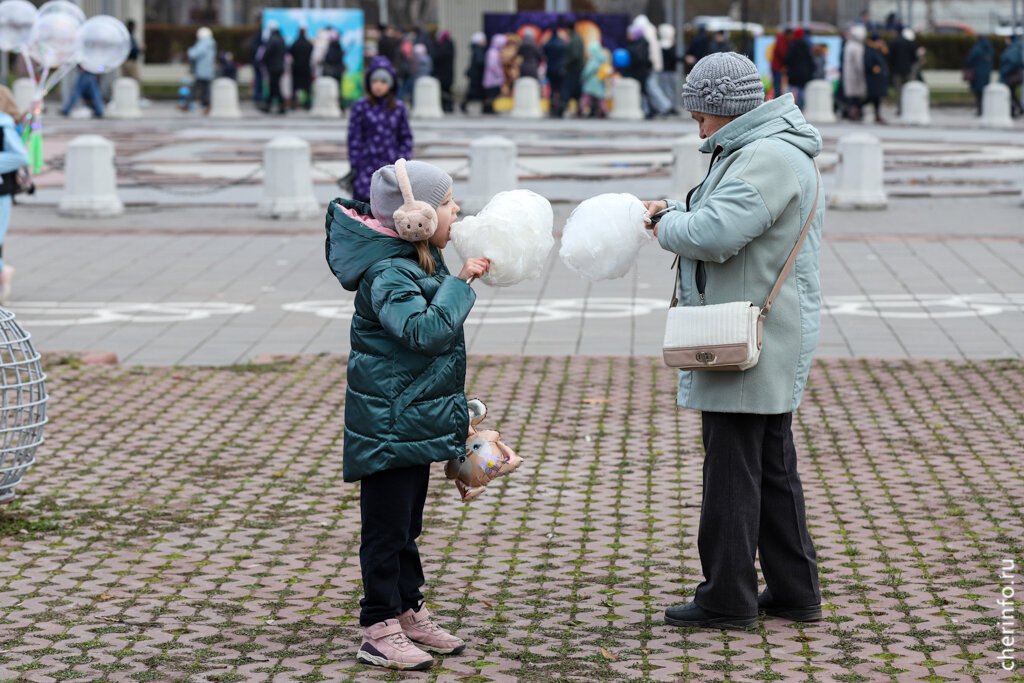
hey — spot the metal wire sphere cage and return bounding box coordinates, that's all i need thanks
[0,307,48,504]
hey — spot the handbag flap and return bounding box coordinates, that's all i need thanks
[663,302,758,348]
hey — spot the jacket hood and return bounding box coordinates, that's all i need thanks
[701,93,822,159]
[363,55,397,93]
[489,34,507,50]
[326,198,419,291]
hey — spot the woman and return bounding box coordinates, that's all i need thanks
[482,34,507,113]
[965,36,994,116]
[0,87,29,304]
[864,32,890,123]
[580,42,608,118]
[463,32,487,113]
[643,52,824,630]
[841,24,867,120]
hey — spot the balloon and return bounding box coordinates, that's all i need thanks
[0,0,37,52]
[75,15,131,73]
[37,0,85,25]
[613,48,631,70]
[27,10,79,68]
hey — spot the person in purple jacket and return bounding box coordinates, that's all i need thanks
[347,56,413,203]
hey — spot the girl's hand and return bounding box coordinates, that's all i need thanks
[459,258,490,282]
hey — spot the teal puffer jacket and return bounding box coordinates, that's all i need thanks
[325,198,476,482]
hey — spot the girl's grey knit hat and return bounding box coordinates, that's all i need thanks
[682,52,765,117]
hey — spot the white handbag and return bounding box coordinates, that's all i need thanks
[663,171,819,372]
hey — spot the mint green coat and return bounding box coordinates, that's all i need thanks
[657,94,824,415]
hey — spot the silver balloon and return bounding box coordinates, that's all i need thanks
[75,15,130,73]
[0,307,48,505]
[37,0,85,25]
[27,10,78,69]
[0,0,37,52]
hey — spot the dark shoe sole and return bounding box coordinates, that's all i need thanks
[664,614,758,631]
[356,650,434,670]
[761,605,822,622]
[411,639,466,655]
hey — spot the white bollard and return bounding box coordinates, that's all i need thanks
[830,133,887,210]
[511,77,543,119]
[465,136,516,214]
[209,78,241,119]
[311,76,342,118]
[58,135,124,218]
[802,80,836,124]
[670,135,706,199]
[258,136,320,220]
[412,76,443,119]
[109,77,142,119]
[899,81,930,126]
[12,78,34,115]
[980,83,1013,129]
[610,77,644,120]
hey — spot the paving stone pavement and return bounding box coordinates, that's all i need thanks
[0,354,1021,682]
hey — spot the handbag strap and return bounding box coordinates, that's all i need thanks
[761,168,820,316]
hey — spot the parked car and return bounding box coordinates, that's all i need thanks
[688,15,765,37]
[917,21,976,35]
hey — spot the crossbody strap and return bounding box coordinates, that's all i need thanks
[761,168,820,317]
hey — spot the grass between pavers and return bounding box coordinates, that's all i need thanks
[0,355,1021,683]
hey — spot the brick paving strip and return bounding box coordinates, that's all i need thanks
[0,355,1021,683]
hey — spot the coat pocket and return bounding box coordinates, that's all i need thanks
[390,354,455,424]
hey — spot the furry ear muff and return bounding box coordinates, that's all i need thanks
[392,158,438,242]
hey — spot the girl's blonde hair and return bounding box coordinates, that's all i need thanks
[414,241,435,275]
[0,86,22,122]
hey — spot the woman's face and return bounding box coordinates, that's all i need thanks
[370,79,390,98]
[428,189,460,248]
[691,111,735,139]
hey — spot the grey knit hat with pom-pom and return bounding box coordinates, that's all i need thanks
[682,52,765,117]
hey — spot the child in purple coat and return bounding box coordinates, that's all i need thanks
[347,56,413,202]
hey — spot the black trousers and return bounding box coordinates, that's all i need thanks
[359,464,429,626]
[694,411,820,616]
[267,70,284,110]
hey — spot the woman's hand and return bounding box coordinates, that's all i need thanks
[459,257,490,282]
[643,199,668,216]
[642,200,669,238]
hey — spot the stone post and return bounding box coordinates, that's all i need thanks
[412,76,443,119]
[311,76,342,118]
[465,136,516,213]
[899,81,930,126]
[670,135,706,200]
[258,136,320,220]
[829,133,887,210]
[511,77,543,118]
[58,135,124,218]
[12,78,35,115]
[980,83,1013,129]
[610,77,643,120]
[110,77,142,119]
[209,77,241,119]
[802,79,836,124]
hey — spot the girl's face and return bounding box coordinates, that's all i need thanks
[370,79,390,98]
[428,189,460,248]
[691,111,735,139]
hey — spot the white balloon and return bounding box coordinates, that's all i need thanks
[37,0,85,25]
[560,193,652,280]
[75,15,131,73]
[450,190,554,287]
[0,0,37,52]
[27,10,78,68]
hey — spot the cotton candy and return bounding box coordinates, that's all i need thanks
[450,190,554,287]
[560,193,652,280]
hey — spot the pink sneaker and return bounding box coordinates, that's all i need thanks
[356,618,434,671]
[399,606,466,655]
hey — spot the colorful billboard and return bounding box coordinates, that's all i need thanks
[262,8,364,104]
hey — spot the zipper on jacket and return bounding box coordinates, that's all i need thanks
[687,145,722,306]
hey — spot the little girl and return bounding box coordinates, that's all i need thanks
[325,159,489,671]
[347,56,412,203]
